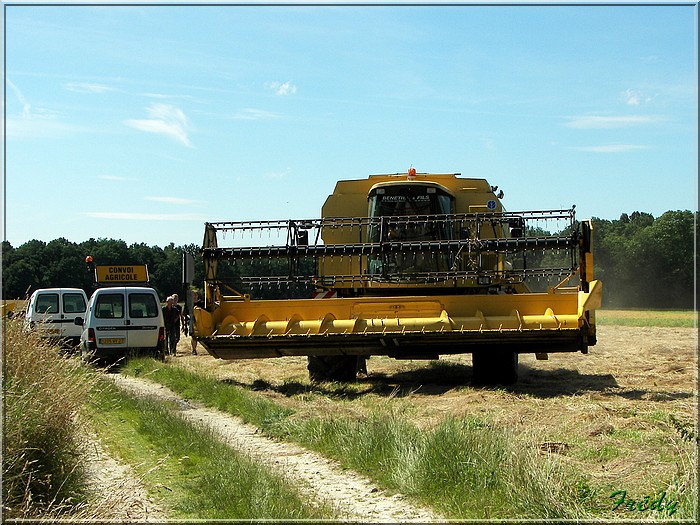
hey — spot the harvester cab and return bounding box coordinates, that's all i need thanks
[194,171,601,385]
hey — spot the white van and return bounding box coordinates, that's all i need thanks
[76,286,165,361]
[25,288,89,346]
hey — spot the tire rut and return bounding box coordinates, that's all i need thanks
[110,374,444,523]
[81,427,167,521]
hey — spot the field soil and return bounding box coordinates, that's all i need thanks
[98,324,696,520]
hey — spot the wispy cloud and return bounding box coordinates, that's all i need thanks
[7,78,75,138]
[566,115,663,129]
[573,144,649,153]
[142,92,196,102]
[263,169,290,179]
[124,103,193,147]
[7,79,30,117]
[622,89,654,106]
[231,108,282,120]
[64,82,113,94]
[99,175,137,182]
[565,115,662,129]
[266,80,297,96]
[145,196,200,205]
[84,212,204,221]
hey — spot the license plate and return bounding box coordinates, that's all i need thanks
[44,328,60,334]
[99,338,124,345]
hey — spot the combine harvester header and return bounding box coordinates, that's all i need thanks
[193,171,602,385]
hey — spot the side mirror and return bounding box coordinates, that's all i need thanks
[74,317,84,326]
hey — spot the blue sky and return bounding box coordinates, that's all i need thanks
[3,2,698,248]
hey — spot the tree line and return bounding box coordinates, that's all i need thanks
[592,210,697,308]
[1,238,203,302]
[2,209,697,308]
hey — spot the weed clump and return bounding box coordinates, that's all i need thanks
[2,318,97,519]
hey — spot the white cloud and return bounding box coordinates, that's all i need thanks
[142,93,174,99]
[231,108,282,120]
[565,115,662,128]
[7,79,30,117]
[6,80,77,138]
[266,80,297,96]
[145,196,199,205]
[264,170,290,179]
[124,103,193,147]
[573,144,649,153]
[622,89,654,106]
[64,82,113,94]
[84,212,204,221]
[97,175,137,182]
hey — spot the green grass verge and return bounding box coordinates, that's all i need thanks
[87,376,334,520]
[122,358,594,520]
[596,309,696,327]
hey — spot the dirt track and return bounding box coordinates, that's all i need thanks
[110,374,443,522]
[97,324,696,520]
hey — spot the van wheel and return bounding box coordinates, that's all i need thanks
[307,355,364,382]
[472,350,518,386]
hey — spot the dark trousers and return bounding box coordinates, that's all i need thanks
[166,325,179,354]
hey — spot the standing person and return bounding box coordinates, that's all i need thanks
[162,296,179,356]
[187,289,205,355]
[172,293,182,346]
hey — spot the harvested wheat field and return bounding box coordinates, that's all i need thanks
[167,321,697,519]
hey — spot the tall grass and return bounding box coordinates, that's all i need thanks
[2,318,97,519]
[88,378,334,520]
[123,358,593,520]
[282,410,591,520]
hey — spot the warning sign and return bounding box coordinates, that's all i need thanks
[96,265,149,284]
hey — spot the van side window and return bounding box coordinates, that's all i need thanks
[95,294,124,319]
[36,293,59,314]
[128,293,159,318]
[63,293,87,314]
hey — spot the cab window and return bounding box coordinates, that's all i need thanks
[366,185,455,276]
[128,293,159,318]
[35,293,59,314]
[95,294,124,319]
[63,293,87,314]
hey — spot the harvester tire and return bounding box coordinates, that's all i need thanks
[307,355,360,382]
[472,350,518,386]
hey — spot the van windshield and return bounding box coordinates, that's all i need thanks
[128,293,159,318]
[95,294,124,319]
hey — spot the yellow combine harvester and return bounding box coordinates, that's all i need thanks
[193,170,602,385]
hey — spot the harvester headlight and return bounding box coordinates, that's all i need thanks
[477,276,491,286]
